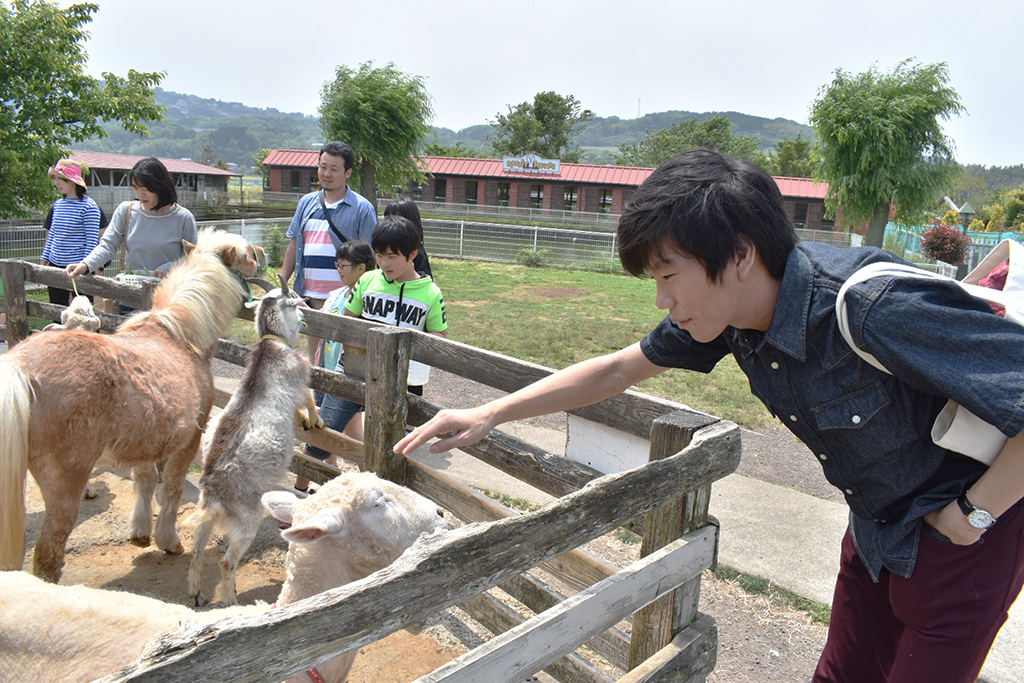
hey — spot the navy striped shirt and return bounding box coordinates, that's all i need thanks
[41,197,100,266]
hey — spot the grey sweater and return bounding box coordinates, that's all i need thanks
[83,200,198,275]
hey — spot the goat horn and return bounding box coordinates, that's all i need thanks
[278,273,291,296]
[246,277,277,293]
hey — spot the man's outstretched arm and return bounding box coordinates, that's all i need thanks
[394,342,665,455]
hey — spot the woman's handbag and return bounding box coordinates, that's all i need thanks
[836,239,1024,466]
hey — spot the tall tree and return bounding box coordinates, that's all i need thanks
[422,141,479,158]
[319,61,434,201]
[614,115,765,168]
[809,59,964,247]
[0,0,165,217]
[488,92,593,163]
[764,134,815,178]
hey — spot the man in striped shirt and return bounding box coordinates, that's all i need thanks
[282,141,377,360]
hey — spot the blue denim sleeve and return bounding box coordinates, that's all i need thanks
[850,276,1024,437]
[639,315,732,374]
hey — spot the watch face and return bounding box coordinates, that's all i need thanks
[968,509,995,529]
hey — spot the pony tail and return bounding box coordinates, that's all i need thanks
[0,360,33,571]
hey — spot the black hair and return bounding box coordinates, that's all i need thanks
[617,148,796,282]
[372,216,420,259]
[383,196,425,243]
[72,184,87,200]
[336,239,376,270]
[129,157,177,210]
[319,141,355,172]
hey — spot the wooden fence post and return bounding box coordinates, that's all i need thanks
[364,326,412,484]
[628,410,718,671]
[0,260,30,347]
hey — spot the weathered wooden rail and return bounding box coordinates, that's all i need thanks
[1,261,742,683]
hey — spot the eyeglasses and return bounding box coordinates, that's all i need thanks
[336,262,353,270]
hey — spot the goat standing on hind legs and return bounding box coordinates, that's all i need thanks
[188,274,324,606]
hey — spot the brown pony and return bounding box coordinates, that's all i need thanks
[0,234,248,583]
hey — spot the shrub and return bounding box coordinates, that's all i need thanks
[515,248,548,268]
[920,222,972,266]
[264,223,287,267]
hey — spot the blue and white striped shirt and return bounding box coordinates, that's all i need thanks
[41,197,100,266]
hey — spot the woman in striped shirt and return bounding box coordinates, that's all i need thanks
[42,159,100,305]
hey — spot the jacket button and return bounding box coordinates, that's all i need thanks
[789,415,798,422]
[845,488,854,495]
[771,361,780,369]
[851,415,862,424]
[818,453,827,461]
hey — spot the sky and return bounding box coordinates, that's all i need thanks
[66,0,1023,167]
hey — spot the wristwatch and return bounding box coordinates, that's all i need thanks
[957,491,997,530]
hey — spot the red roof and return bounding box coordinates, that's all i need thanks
[418,156,656,186]
[261,149,829,195]
[263,149,321,167]
[773,176,829,199]
[70,150,241,177]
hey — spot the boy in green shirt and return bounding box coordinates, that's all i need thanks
[344,215,447,394]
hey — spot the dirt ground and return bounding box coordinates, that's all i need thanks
[15,365,831,682]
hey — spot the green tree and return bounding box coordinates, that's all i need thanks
[764,134,815,178]
[614,115,765,168]
[488,92,593,163]
[422,141,479,158]
[809,59,964,247]
[252,148,274,186]
[319,61,434,201]
[0,0,164,217]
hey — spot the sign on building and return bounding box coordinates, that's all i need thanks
[502,155,561,173]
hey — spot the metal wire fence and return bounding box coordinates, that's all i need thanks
[2,215,856,278]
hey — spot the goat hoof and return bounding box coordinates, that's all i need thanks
[83,483,99,499]
[130,535,151,548]
[164,542,186,555]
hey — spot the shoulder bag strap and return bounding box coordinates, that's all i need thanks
[121,201,133,271]
[317,191,348,245]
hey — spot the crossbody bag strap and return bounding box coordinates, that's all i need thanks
[317,191,348,245]
[121,201,133,271]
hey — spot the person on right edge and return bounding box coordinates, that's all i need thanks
[280,141,377,361]
[395,148,1024,683]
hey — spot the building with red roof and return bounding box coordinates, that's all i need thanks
[262,150,835,231]
[67,150,242,214]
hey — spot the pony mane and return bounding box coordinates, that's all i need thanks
[119,250,244,355]
[195,226,248,255]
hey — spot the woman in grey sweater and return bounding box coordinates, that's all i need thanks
[66,157,198,280]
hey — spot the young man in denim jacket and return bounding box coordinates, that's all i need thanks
[397,148,1024,683]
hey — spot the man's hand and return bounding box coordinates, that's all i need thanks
[393,407,497,455]
[923,500,985,546]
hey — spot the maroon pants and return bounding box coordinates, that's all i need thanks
[814,501,1024,683]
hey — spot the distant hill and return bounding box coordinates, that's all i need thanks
[428,111,813,164]
[74,89,1021,189]
[74,88,323,167]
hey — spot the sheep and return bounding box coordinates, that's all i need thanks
[0,472,449,683]
[41,294,101,332]
[187,274,324,606]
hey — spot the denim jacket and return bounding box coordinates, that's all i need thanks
[641,242,1024,579]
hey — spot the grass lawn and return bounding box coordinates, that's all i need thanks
[431,258,772,429]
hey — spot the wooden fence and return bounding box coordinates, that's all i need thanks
[1,260,742,683]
